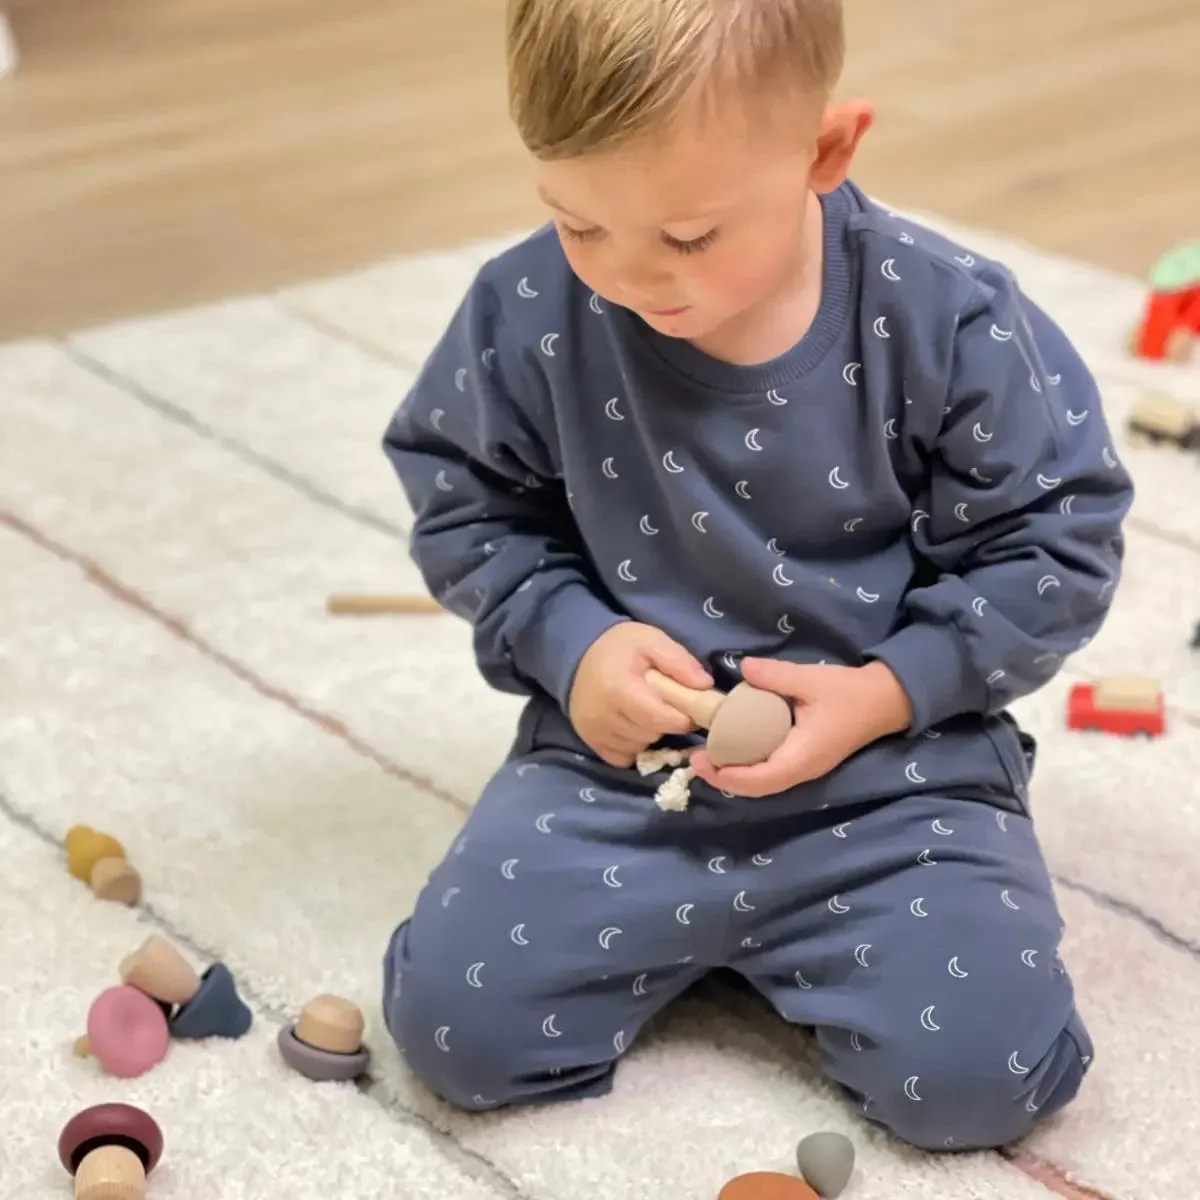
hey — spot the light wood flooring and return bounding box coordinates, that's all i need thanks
[1,0,1197,340]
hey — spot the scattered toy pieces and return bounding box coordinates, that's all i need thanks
[1066,675,1166,738]
[58,1102,164,1200]
[278,993,371,1082]
[73,936,252,1077]
[64,825,142,905]
[119,935,252,1040]
[326,593,443,614]
[795,1130,855,1198]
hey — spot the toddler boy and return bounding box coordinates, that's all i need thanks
[379,0,1133,1151]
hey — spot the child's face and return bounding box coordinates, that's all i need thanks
[532,89,872,344]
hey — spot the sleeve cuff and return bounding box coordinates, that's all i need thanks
[511,582,630,711]
[864,622,987,734]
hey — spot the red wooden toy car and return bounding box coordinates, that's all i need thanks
[1067,676,1166,738]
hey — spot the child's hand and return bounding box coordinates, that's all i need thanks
[569,624,714,768]
[689,659,913,798]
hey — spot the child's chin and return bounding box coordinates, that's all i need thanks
[640,308,702,337]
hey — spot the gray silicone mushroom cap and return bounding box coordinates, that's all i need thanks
[277,1025,371,1082]
[795,1130,855,1198]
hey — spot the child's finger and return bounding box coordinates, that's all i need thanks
[698,726,816,798]
[621,685,697,736]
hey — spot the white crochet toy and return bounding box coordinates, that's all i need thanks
[636,746,696,811]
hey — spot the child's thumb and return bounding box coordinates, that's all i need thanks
[738,656,817,698]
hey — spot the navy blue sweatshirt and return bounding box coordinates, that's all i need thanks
[383,181,1133,806]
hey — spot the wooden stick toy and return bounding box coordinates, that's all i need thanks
[58,1103,164,1200]
[326,593,443,615]
[645,669,793,767]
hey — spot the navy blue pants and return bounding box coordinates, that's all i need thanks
[382,738,1091,1151]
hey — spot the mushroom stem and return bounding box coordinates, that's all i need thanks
[644,669,725,727]
[75,1144,146,1200]
[119,935,201,1006]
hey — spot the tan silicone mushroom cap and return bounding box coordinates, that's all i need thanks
[706,683,792,767]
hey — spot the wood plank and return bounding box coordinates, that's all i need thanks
[1,0,1196,339]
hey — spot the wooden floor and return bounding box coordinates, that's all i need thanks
[2,0,1197,340]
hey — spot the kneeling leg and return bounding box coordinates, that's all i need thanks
[382,752,715,1109]
[741,796,1093,1150]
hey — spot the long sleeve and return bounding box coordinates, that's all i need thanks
[382,274,628,709]
[865,266,1135,733]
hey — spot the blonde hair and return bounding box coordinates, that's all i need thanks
[506,0,844,159]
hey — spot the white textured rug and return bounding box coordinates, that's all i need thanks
[1,211,1198,1200]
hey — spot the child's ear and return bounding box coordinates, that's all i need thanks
[810,100,874,192]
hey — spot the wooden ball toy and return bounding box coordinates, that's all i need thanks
[645,669,793,767]
[58,1102,164,1200]
[84,986,170,1079]
[718,1173,818,1200]
[64,826,141,905]
[278,994,371,1082]
[795,1131,855,1198]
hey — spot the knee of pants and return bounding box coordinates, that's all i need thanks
[382,923,609,1113]
[383,945,512,1110]
[845,1012,1092,1151]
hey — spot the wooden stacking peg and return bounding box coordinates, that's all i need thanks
[89,857,142,904]
[295,994,365,1053]
[58,1103,164,1200]
[119,936,201,1007]
[278,993,371,1082]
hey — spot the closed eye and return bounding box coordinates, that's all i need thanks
[663,230,719,254]
[557,223,604,243]
[557,223,719,254]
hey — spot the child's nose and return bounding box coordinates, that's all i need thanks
[609,245,672,295]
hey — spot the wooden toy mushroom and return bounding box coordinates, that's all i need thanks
[645,669,793,767]
[64,825,142,905]
[278,994,371,1082]
[119,936,252,1039]
[717,1173,818,1200]
[58,1102,164,1200]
